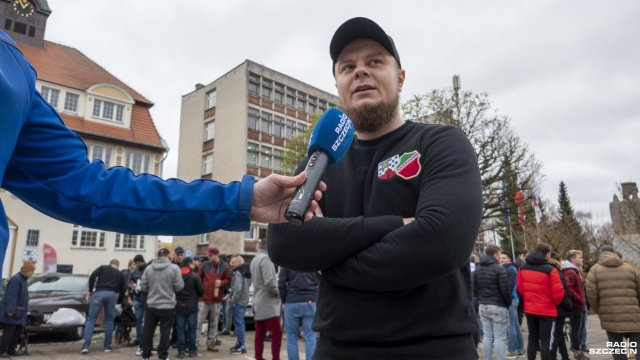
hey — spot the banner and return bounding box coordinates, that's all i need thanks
[43,243,57,273]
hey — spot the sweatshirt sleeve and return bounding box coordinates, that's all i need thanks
[3,88,253,235]
[320,128,483,291]
[278,268,288,303]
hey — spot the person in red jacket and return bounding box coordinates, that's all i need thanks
[562,250,590,360]
[196,247,231,352]
[516,243,566,360]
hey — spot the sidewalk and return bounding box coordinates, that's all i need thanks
[478,313,626,360]
[24,330,293,360]
[23,314,624,359]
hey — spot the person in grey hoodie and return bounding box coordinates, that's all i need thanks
[250,238,282,360]
[140,248,184,360]
[229,255,251,354]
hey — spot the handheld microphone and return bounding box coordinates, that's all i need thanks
[284,108,354,225]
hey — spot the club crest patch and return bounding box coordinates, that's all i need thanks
[377,151,422,180]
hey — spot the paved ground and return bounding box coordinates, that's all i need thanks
[20,314,631,359]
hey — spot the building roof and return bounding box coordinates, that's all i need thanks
[18,40,165,150]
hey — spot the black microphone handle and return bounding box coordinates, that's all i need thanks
[284,150,329,225]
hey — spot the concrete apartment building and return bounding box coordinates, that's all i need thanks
[1,0,163,276]
[174,60,340,257]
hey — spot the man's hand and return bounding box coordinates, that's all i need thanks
[251,172,326,223]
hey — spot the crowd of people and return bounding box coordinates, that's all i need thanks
[471,243,640,360]
[68,240,317,360]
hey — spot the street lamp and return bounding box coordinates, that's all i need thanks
[452,75,461,126]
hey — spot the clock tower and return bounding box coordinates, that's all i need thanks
[1,0,51,48]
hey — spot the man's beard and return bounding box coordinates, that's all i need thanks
[344,94,400,134]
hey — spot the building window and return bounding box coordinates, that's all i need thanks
[89,145,112,168]
[41,86,60,108]
[285,120,296,140]
[202,153,213,175]
[308,96,317,114]
[273,116,284,138]
[198,233,210,245]
[4,20,11,30]
[247,143,259,166]
[274,83,284,104]
[319,99,327,113]
[260,146,272,168]
[273,149,284,172]
[93,99,125,122]
[248,108,259,130]
[28,26,35,38]
[261,79,272,99]
[260,112,271,134]
[204,121,215,141]
[206,90,217,109]
[72,225,106,248]
[13,22,27,35]
[297,92,307,112]
[126,151,150,175]
[248,73,259,96]
[244,224,267,241]
[26,229,40,247]
[115,234,145,250]
[64,93,79,112]
[286,88,295,108]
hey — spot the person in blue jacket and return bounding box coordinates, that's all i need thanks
[0,260,35,357]
[0,29,324,272]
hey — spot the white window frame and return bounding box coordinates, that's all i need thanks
[204,121,215,142]
[126,151,150,175]
[88,145,113,168]
[198,233,210,245]
[202,153,213,175]
[64,92,80,113]
[41,86,60,108]
[71,225,106,249]
[115,233,145,250]
[206,90,217,109]
[93,99,125,123]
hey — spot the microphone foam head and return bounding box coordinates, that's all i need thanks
[307,108,354,164]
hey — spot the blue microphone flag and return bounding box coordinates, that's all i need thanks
[307,108,354,164]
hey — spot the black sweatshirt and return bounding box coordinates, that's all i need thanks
[268,122,483,358]
[89,264,127,302]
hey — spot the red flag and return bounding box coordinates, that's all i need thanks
[43,243,57,273]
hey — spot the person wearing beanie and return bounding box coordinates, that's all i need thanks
[0,260,36,357]
[129,254,147,348]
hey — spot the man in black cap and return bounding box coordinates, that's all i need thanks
[268,17,482,359]
[170,247,185,348]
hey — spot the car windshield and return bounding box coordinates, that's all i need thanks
[28,276,87,293]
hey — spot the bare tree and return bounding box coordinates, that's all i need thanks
[402,89,543,232]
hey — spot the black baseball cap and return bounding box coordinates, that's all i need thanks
[174,247,184,254]
[157,248,170,257]
[330,17,401,75]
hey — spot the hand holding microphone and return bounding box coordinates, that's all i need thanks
[285,108,355,225]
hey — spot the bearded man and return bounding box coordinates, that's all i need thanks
[268,17,483,360]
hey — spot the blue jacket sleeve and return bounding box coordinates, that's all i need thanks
[1,32,253,235]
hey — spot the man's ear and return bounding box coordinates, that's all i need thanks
[397,69,406,92]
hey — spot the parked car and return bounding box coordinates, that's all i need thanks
[26,273,90,339]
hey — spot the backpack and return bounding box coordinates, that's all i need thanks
[556,269,573,317]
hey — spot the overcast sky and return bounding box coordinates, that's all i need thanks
[43,0,639,223]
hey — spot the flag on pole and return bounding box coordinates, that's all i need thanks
[502,179,511,224]
[532,194,542,223]
[515,177,525,226]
